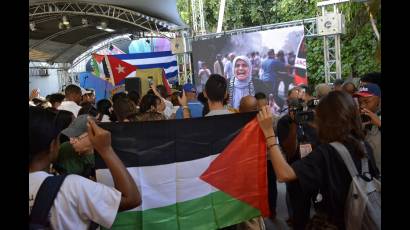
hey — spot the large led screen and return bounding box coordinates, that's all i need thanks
[192,26,306,109]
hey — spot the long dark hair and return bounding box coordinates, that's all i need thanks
[139,94,161,114]
[96,99,112,121]
[113,97,138,122]
[315,91,366,157]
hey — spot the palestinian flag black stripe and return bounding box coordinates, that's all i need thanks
[96,112,257,168]
[95,112,270,230]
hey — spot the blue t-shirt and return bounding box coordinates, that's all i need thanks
[261,58,284,82]
[176,100,204,119]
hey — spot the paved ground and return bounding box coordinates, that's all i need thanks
[264,182,316,230]
[264,182,291,230]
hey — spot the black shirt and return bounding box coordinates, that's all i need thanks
[277,114,319,163]
[291,142,380,229]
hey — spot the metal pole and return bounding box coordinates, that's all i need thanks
[323,36,330,83]
[198,0,206,34]
[216,0,226,33]
[335,34,342,79]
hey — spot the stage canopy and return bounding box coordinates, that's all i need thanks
[29,0,186,64]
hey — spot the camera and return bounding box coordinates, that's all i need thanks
[306,99,320,109]
[360,114,371,123]
[288,99,315,124]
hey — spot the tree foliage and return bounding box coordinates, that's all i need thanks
[177,0,380,85]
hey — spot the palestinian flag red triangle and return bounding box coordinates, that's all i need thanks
[92,53,105,63]
[200,118,270,217]
[160,69,172,96]
[107,55,138,85]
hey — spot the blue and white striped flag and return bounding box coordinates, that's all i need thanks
[114,51,178,83]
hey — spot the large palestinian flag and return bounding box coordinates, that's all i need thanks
[96,113,270,229]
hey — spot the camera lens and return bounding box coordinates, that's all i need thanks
[361,114,371,123]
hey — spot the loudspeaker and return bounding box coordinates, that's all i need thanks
[317,13,346,36]
[125,77,141,95]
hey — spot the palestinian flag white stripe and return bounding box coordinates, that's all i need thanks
[96,155,220,211]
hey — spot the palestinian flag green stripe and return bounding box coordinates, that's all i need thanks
[97,113,270,229]
[104,191,261,230]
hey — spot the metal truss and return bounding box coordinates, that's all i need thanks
[70,34,132,71]
[29,1,177,37]
[191,17,318,41]
[29,61,71,70]
[323,35,341,83]
[318,0,344,82]
[30,24,94,49]
[48,31,109,63]
[191,0,206,35]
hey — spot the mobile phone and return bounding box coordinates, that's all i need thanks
[148,76,153,86]
[360,114,371,123]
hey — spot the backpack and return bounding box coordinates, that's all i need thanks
[330,142,381,230]
[29,174,68,230]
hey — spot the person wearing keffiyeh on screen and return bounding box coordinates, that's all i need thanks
[228,55,255,109]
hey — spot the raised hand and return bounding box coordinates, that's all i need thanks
[361,108,381,128]
[86,118,112,155]
[177,90,188,107]
[257,105,275,138]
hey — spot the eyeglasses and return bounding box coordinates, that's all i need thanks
[71,133,88,143]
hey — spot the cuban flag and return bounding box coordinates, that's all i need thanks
[114,51,178,83]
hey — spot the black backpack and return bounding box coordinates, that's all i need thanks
[29,174,68,230]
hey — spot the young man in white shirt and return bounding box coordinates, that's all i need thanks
[58,84,83,117]
[29,107,141,229]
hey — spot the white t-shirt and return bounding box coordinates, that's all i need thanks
[205,109,233,117]
[58,101,82,117]
[100,114,111,122]
[162,98,174,119]
[29,171,121,229]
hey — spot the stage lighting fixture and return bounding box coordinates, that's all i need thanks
[62,15,70,25]
[29,22,36,31]
[81,18,88,25]
[100,21,107,29]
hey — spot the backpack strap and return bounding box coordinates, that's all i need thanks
[30,174,68,227]
[329,142,359,178]
[360,141,374,182]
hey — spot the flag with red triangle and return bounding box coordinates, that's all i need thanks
[91,53,107,79]
[106,55,138,86]
[95,112,270,230]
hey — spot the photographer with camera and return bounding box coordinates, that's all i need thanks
[277,87,319,229]
[354,82,381,173]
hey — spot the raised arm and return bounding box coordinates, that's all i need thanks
[257,106,297,182]
[87,119,141,211]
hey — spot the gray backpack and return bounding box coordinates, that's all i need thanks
[330,142,381,230]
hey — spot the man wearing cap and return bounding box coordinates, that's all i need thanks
[54,114,95,178]
[176,83,204,119]
[355,82,381,172]
[81,88,96,106]
[58,84,82,117]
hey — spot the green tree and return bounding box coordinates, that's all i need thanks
[177,0,380,86]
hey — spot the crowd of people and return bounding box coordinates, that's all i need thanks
[29,71,381,229]
[197,49,298,110]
